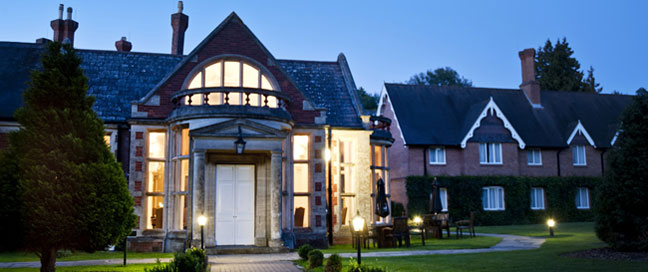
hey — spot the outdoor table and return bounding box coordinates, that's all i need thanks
[373,224,394,248]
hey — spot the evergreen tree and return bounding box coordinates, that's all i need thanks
[407,67,472,87]
[595,88,648,251]
[12,42,136,272]
[582,66,603,93]
[357,87,379,111]
[0,149,22,251]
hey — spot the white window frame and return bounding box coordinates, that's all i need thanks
[573,145,587,166]
[479,143,502,165]
[429,147,446,165]
[576,187,590,209]
[430,187,449,213]
[530,187,545,210]
[527,149,542,166]
[482,186,505,211]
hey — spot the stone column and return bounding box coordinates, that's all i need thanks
[269,150,283,247]
[191,150,206,241]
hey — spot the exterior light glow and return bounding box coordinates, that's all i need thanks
[198,215,207,226]
[325,148,331,161]
[547,219,555,227]
[351,211,365,264]
[413,216,422,225]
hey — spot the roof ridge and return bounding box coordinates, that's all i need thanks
[385,83,522,92]
[277,59,338,64]
[77,48,184,58]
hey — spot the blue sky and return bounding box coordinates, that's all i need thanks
[1,0,646,94]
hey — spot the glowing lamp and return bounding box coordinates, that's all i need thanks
[198,215,207,249]
[413,216,422,225]
[547,219,556,237]
[351,211,365,264]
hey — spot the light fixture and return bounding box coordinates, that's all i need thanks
[413,216,422,225]
[235,126,246,154]
[352,211,365,264]
[547,219,555,237]
[324,148,331,161]
[198,215,207,249]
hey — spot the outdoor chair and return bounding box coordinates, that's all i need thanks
[392,216,411,247]
[455,211,475,238]
[363,222,378,248]
[434,213,452,238]
[423,214,441,239]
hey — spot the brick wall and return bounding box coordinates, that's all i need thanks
[379,94,410,208]
[136,17,319,125]
[463,142,520,176]
[425,146,464,176]
[560,145,603,176]
[519,148,559,176]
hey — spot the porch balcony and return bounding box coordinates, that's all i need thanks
[370,115,394,144]
[169,87,292,122]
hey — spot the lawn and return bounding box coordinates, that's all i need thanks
[0,251,172,263]
[299,222,648,271]
[322,236,501,254]
[0,263,161,272]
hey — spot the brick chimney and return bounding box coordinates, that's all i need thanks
[51,4,79,46]
[115,37,132,52]
[171,1,188,55]
[518,48,541,107]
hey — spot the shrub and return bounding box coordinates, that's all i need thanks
[406,175,600,226]
[308,249,324,269]
[145,248,208,272]
[324,254,343,272]
[595,88,648,251]
[297,244,313,260]
[391,201,405,217]
[145,260,173,272]
[347,258,386,272]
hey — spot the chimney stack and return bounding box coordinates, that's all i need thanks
[115,37,132,52]
[51,4,79,46]
[518,48,541,107]
[171,1,188,55]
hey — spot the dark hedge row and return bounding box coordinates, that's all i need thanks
[406,176,601,226]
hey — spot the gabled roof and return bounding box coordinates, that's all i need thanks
[0,42,183,122]
[384,83,631,148]
[277,59,363,128]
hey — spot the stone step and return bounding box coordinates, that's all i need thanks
[205,246,291,255]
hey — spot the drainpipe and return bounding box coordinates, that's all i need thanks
[556,149,561,177]
[423,147,428,176]
[327,126,333,245]
[600,149,605,175]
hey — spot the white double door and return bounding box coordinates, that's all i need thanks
[215,164,255,245]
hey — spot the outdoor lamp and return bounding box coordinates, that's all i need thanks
[352,211,365,264]
[235,126,246,154]
[413,216,422,226]
[547,219,556,237]
[324,148,331,161]
[198,215,207,249]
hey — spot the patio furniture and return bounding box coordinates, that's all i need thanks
[409,222,425,246]
[423,214,441,239]
[455,211,475,238]
[374,224,394,248]
[435,213,452,238]
[392,217,411,247]
[362,221,378,248]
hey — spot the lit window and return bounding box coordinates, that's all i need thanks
[224,61,241,87]
[527,149,542,165]
[573,145,586,166]
[146,131,166,229]
[242,63,259,88]
[104,134,111,147]
[479,143,502,164]
[429,147,446,165]
[261,75,273,90]
[530,187,545,210]
[204,62,222,88]
[188,71,202,89]
[372,144,390,224]
[576,187,590,209]
[172,127,190,230]
[430,188,449,212]
[293,135,310,228]
[482,186,505,211]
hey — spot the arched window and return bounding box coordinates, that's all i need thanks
[183,59,278,107]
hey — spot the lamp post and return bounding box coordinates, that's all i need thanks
[198,215,207,249]
[547,219,555,237]
[235,126,246,154]
[413,216,424,245]
[352,211,365,265]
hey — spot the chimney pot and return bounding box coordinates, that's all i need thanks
[66,7,72,20]
[51,5,78,46]
[178,1,183,13]
[518,48,541,106]
[58,4,64,19]
[115,36,132,52]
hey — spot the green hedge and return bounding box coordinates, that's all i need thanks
[406,176,601,226]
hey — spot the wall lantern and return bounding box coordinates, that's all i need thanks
[352,211,365,264]
[235,126,246,154]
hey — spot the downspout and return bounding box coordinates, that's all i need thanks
[327,126,333,245]
[556,148,561,177]
[600,149,605,175]
[423,147,428,176]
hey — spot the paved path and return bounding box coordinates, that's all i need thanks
[0,233,544,271]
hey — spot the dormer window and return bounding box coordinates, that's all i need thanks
[183,58,278,107]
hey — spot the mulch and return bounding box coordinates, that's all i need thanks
[562,247,648,262]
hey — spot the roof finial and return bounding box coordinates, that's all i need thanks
[178,1,183,13]
[66,7,73,20]
[58,4,64,19]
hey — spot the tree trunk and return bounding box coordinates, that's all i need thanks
[40,248,57,272]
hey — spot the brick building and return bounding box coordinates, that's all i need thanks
[0,3,394,252]
[378,49,631,212]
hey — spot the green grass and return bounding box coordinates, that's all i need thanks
[0,263,161,272]
[300,222,648,271]
[0,251,172,263]
[322,235,501,254]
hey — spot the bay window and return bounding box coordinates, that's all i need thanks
[171,127,189,230]
[146,131,166,229]
[293,135,310,228]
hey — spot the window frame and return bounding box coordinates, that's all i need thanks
[430,187,449,212]
[530,187,545,210]
[429,147,446,165]
[145,130,167,230]
[292,134,311,228]
[479,143,503,165]
[170,126,190,231]
[527,148,542,166]
[482,186,505,211]
[572,145,587,166]
[576,187,590,209]
[371,144,391,225]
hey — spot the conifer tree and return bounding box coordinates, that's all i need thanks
[535,38,585,92]
[407,67,472,87]
[582,66,603,93]
[595,88,648,251]
[12,42,136,272]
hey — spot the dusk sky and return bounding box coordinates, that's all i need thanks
[1,0,646,95]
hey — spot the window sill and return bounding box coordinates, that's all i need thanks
[429,162,446,165]
[480,163,503,166]
[483,208,505,211]
[573,164,588,167]
[577,207,590,210]
[530,207,545,210]
[527,163,543,167]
